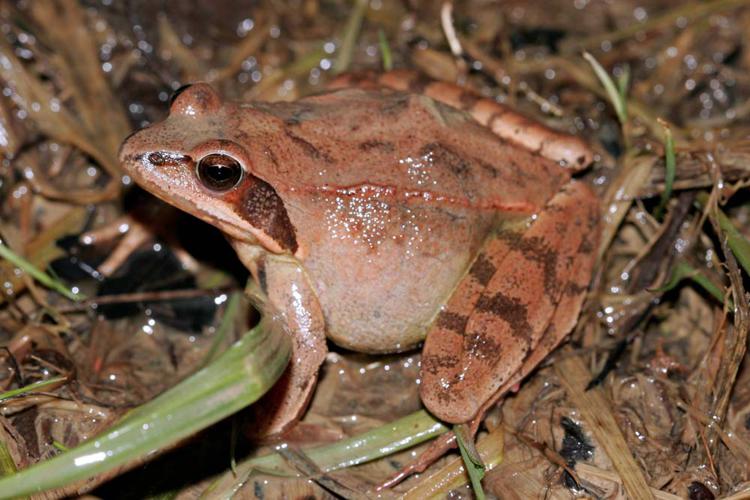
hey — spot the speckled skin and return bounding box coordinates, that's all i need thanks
[119,74,600,432]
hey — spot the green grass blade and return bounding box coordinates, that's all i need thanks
[696,191,750,279]
[655,120,676,219]
[653,260,727,306]
[203,410,448,498]
[0,376,68,402]
[617,65,630,104]
[455,424,486,500]
[0,441,17,478]
[200,292,241,367]
[0,317,290,497]
[378,29,392,71]
[0,242,84,301]
[715,207,750,279]
[583,51,628,125]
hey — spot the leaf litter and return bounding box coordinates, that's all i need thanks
[2,0,750,498]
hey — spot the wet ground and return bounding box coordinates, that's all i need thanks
[1,0,750,498]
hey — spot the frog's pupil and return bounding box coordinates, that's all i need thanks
[197,154,242,191]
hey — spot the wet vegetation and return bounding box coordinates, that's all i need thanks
[1,0,750,497]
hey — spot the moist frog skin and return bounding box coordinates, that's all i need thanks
[119,71,601,436]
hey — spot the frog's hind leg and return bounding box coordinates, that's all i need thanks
[420,180,600,424]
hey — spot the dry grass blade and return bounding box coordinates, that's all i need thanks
[459,37,563,117]
[157,14,207,81]
[0,207,87,304]
[334,0,368,74]
[275,445,370,499]
[208,16,271,83]
[560,0,750,53]
[574,464,683,500]
[0,1,130,204]
[599,154,658,259]
[638,144,750,197]
[25,0,130,161]
[702,201,750,459]
[675,400,750,464]
[555,354,655,500]
[0,40,113,175]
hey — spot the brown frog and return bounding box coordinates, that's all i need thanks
[119,70,601,436]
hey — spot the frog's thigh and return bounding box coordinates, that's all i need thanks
[247,257,328,437]
[475,203,601,417]
[421,180,600,423]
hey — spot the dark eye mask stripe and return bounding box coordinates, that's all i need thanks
[241,178,298,253]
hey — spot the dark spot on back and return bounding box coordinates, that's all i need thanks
[421,142,471,178]
[578,237,594,255]
[284,104,315,126]
[241,178,298,253]
[285,129,333,163]
[470,253,497,286]
[436,311,469,333]
[359,140,395,153]
[478,160,499,178]
[380,94,410,114]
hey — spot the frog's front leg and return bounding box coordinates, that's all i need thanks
[420,180,600,423]
[235,244,328,437]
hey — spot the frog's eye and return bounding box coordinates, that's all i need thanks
[196,153,243,191]
[170,83,222,116]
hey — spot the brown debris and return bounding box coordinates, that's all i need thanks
[2,0,750,498]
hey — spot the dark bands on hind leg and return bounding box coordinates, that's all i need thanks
[420,181,600,423]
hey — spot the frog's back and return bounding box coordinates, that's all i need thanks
[246,89,574,353]
[250,88,569,213]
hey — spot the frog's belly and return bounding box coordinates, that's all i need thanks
[303,206,493,353]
